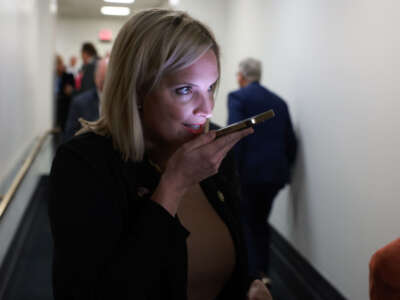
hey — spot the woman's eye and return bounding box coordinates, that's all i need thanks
[208,83,215,92]
[175,86,192,95]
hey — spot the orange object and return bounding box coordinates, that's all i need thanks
[369,238,400,300]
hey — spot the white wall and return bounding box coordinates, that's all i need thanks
[55,17,127,66]
[178,0,400,299]
[0,0,55,183]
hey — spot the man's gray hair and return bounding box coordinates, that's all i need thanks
[239,57,262,82]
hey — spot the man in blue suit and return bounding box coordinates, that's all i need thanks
[228,57,297,283]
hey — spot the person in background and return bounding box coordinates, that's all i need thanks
[63,57,108,141]
[79,42,98,93]
[66,55,79,77]
[49,9,272,300]
[227,57,298,284]
[54,55,75,133]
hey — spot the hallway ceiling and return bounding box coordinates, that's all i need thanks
[57,0,168,18]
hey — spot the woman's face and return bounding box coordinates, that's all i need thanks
[142,49,219,150]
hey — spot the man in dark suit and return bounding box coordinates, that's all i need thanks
[228,57,298,282]
[64,57,108,141]
[79,42,98,93]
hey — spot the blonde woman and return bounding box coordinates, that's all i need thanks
[49,9,271,300]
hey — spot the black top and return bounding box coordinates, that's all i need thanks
[49,131,250,299]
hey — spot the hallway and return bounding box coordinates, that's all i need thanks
[1,0,400,299]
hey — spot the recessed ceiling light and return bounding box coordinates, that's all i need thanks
[104,0,135,3]
[49,0,57,14]
[169,0,179,6]
[101,6,130,16]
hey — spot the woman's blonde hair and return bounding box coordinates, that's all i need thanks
[80,9,220,161]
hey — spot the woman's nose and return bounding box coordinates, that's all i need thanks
[194,94,214,118]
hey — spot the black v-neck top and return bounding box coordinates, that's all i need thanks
[49,131,250,300]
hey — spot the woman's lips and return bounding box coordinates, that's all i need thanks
[183,123,205,134]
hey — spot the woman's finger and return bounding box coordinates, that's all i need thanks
[211,127,254,160]
[247,279,272,300]
[184,130,216,151]
[212,127,253,151]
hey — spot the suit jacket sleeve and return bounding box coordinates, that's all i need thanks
[49,146,187,299]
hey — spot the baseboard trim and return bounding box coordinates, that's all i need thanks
[269,225,347,300]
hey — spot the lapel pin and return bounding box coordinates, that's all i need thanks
[217,190,225,202]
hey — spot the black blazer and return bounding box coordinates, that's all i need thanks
[49,132,250,299]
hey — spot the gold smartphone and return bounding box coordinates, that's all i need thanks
[216,109,275,138]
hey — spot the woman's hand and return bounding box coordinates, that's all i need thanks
[247,279,273,300]
[151,127,253,215]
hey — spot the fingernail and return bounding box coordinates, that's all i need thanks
[244,128,253,135]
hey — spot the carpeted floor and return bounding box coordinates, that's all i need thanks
[3,176,53,300]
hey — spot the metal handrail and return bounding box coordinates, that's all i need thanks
[0,128,57,219]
